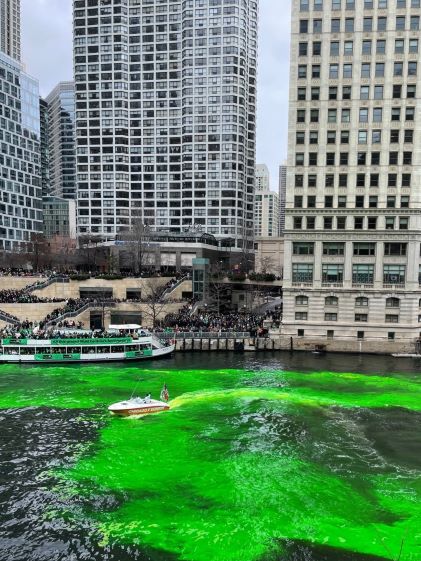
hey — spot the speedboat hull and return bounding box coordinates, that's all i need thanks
[108,398,170,417]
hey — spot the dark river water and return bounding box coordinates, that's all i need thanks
[0,352,420,561]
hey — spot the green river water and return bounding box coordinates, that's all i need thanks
[0,352,420,561]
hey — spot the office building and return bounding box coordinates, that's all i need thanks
[0,0,20,61]
[283,0,421,351]
[0,51,42,250]
[45,82,76,200]
[73,0,258,250]
[42,196,77,239]
[39,98,50,197]
[279,162,286,233]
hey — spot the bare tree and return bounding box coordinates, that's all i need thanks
[28,233,52,272]
[141,279,172,328]
[121,214,155,276]
[209,260,228,313]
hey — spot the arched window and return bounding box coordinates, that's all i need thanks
[386,297,400,308]
[325,296,338,306]
[296,295,308,306]
[355,297,369,307]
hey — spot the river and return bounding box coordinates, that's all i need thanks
[0,352,420,561]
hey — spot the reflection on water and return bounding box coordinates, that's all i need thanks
[0,352,420,561]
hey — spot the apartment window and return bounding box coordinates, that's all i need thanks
[322,264,344,283]
[401,196,409,208]
[341,131,350,144]
[372,130,381,143]
[330,64,339,79]
[360,86,369,99]
[296,296,309,306]
[389,152,398,165]
[295,196,304,208]
[385,217,395,229]
[331,18,340,32]
[389,173,398,187]
[299,42,308,56]
[300,0,310,10]
[297,110,306,123]
[399,217,409,230]
[355,217,364,229]
[355,315,368,323]
[312,65,321,79]
[386,315,399,324]
[325,313,338,321]
[410,16,419,30]
[326,296,339,306]
[356,196,365,208]
[360,107,368,123]
[300,20,309,33]
[293,242,314,255]
[395,39,404,54]
[325,196,334,208]
[330,42,340,56]
[362,40,372,54]
[394,62,403,77]
[377,40,386,54]
[293,263,313,283]
[328,109,337,123]
[296,132,305,144]
[403,152,412,165]
[373,108,382,122]
[371,152,380,165]
[326,174,334,187]
[342,86,352,100]
[379,0,388,6]
[340,153,348,165]
[298,66,307,79]
[354,243,375,256]
[402,174,411,187]
[346,0,355,7]
[297,87,306,100]
[374,85,383,99]
[296,153,304,165]
[392,87,402,102]
[311,87,320,100]
[327,131,336,144]
[295,175,304,187]
[387,196,396,208]
[356,297,369,307]
[361,64,371,78]
[363,17,373,31]
[309,131,319,144]
[295,312,308,321]
[327,330,335,339]
[314,19,323,32]
[294,217,303,229]
[409,40,418,54]
[358,131,367,144]
[310,109,319,122]
[344,41,353,55]
[307,217,316,229]
[386,297,400,308]
[358,152,367,165]
[323,242,345,255]
[375,63,385,77]
[329,86,338,100]
[337,217,346,229]
[377,17,387,31]
[324,217,333,229]
[408,62,417,77]
[339,174,348,187]
[326,153,335,166]
[391,108,401,121]
[407,85,416,99]
[314,0,324,9]
[385,242,407,256]
[396,16,406,31]
[298,329,305,337]
[345,18,354,32]
[343,64,352,78]
[370,174,379,187]
[383,265,405,284]
[364,0,374,6]
[390,130,399,143]
[332,0,341,9]
[307,195,316,207]
[357,331,365,339]
[309,153,318,166]
[353,264,374,284]
[369,196,378,208]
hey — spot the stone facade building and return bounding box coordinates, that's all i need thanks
[283,0,421,352]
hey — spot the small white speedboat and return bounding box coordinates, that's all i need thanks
[108,396,170,417]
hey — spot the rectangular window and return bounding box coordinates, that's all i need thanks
[353,264,374,284]
[322,264,344,283]
[325,313,338,321]
[293,264,314,283]
[295,312,308,321]
[362,40,372,54]
[354,243,375,256]
[355,315,368,323]
[384,243,407,256]
[293,242,314,255]
[385,315,399,324]
[383,265,406,285]
[323,242,345,255]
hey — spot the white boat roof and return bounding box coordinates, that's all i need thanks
[109,324,142,330]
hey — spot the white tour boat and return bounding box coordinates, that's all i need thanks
[0,324,175,364]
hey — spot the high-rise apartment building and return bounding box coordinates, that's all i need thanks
[0,51,42,250]
[45,82,76,200]
[254,164,280,237]
[283,0,421,350]
[0,0,20,61]
[73,0,258,250]
[256,164,270,191]
[278,161,286,233]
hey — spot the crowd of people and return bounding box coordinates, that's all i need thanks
[0,289,65,305]
[159,306,271,336]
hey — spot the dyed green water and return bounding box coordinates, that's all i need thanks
[0,354,420,561]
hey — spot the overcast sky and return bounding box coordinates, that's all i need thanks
[22,0,290,191]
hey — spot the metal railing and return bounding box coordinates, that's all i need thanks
[162,275,189,299]
[0,310,20,326]
[45,300,117,328]
[23,275,70,294]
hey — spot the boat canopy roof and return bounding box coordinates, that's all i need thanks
[109,324,142,330]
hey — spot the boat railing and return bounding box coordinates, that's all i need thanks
[155,331,251,340]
